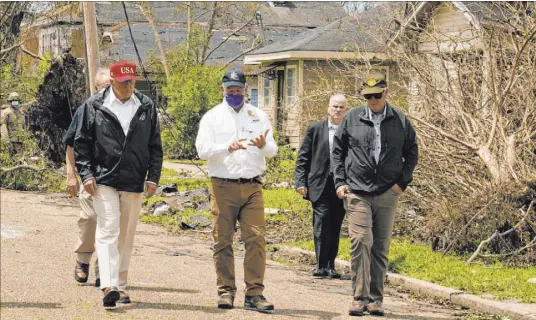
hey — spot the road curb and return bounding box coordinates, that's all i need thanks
[277,245,536,320]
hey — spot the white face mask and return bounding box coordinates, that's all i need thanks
[11,101,19,107]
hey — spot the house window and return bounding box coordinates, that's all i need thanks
[286,67,297,106]
[249,88,258,107]
[263,77,272,108]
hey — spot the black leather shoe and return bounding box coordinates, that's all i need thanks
[244,295,274,313]
[312,268,328,277]
[327,268,341,279]
[74,261,89,283]
[102,287,120,309]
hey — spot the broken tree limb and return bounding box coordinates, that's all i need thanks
[407,114,478,150]
[21,45,50,61]
[0,165,41,173]
[466,200,533,264]
[203,15,256,64]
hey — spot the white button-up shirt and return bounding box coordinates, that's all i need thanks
[367,104,387,164]
[103,89,141,135]
[195,100,278,179]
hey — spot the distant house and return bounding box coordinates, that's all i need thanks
[388,1,530,114]
[19,1,348,104]
[244,4,400,148]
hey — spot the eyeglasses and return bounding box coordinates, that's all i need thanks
[363,92,383,100]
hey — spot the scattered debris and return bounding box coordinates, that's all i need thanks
[179,188,209,198]
[156,184,178,195]
[271,182,293,189]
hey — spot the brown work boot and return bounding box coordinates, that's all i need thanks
[348,299,368,316]
[244,295,274,313]
[102,287,120,309]
[74,261,89,283]
[118,291,131,304]
[217,294,234,309]
[367,302,385,316]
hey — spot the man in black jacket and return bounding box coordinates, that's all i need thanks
[295,94,348,278]
[75,61,163,309]
[332,74,418,317]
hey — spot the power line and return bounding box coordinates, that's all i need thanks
[121,1,207,176]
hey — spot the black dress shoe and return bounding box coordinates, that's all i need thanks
[327,268,341,279]
[312,268,328,277]
[102,287,120,309]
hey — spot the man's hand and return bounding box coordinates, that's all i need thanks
[249,129,270,149]
[145,182,157,198]
[66,175,79,198]
[297,186,308,198]
[336,185,349,199]
[228,138,248,153]
[391,184,403,194]
[83,178,97,196]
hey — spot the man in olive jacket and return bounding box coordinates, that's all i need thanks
[75,61,162,309]
[332,73,418,317]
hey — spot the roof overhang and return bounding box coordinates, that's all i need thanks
[244,62,286,76]
[244,50,387,64]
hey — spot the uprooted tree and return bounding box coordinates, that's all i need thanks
[385,2,536,264]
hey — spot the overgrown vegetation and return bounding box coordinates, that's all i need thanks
[161,64,223,159]
[291,238,536,303]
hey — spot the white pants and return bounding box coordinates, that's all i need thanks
[93,185,143,291]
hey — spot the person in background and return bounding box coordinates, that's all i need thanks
[64,68,111,287]
[295,94,348,279]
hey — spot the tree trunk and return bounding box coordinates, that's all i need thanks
[137,3,170,80]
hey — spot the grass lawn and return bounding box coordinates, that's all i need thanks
[290,238,536,303]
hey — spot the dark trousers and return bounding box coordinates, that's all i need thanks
[312,176,345,269]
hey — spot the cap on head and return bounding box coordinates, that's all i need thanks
[361,73,387,95]
[8,92,20,101]
[110,61,137,82]
[222,68,246,88]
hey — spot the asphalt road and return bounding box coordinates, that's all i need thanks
[1,189,477,319]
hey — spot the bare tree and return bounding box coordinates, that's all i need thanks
[386,2,536,262]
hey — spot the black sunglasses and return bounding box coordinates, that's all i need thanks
[363,92,383,100]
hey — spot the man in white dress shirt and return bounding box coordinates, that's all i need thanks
[196,68,277,313]
[74,61,163,309]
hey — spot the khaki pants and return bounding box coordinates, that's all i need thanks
[74,185,97,264]
[210,178,266,297]
[93,185,143,291]
[347,189,399,304]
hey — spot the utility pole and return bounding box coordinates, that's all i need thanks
[82,2,100,95]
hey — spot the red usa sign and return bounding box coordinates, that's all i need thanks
[121,67,135,74]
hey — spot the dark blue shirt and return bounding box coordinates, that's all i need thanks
[63,106,85,147]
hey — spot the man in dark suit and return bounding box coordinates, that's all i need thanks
[295,94,349,278]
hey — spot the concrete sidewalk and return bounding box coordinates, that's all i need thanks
[1,190,481,319]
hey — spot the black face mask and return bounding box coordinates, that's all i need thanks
[363,93,383,100]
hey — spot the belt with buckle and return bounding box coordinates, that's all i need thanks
[215,176,260,184]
